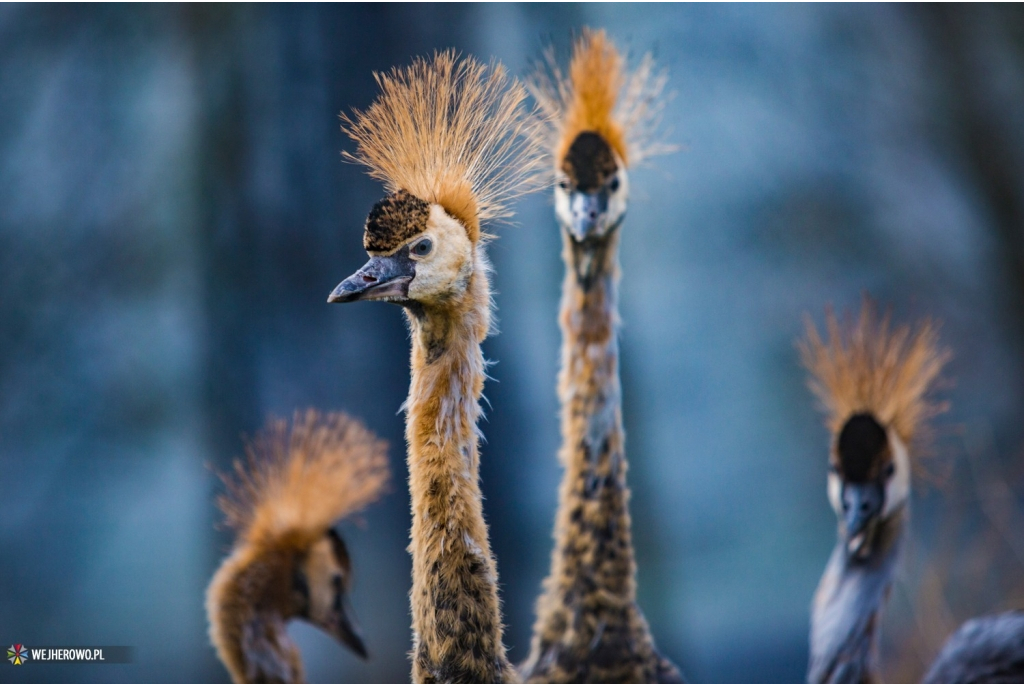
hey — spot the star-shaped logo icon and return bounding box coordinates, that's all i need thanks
[7,644,28,665]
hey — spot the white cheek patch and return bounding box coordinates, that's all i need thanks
[407,205,473,301]
[554,186,572,228]
[827,471,842,516]
[883,430,911,517]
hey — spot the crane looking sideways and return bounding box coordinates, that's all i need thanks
[206,409,389,684]
[328,51,543,683]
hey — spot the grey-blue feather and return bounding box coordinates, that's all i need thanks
[924,611,1024,684]
[808,529,902,683]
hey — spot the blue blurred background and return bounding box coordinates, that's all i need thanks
[2,4,1024,683]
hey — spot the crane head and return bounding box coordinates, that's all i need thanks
[329,190,475,309]
[555,131,629,246]
[291,529,368,659]
[827,412,910,560]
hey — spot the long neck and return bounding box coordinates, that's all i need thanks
[808,509,906,684]
[552,228,635,601]
[524,228,666,682]
[403,250,515,684]
[208,548,304,684]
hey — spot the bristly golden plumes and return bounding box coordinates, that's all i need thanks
[799,299,951,451]
[218,409,389,548]
[340,50,545,242]
[529,28,675,170]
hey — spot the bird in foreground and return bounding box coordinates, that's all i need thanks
[206,409,389,684]
[518,29,681,684]
[799,300,949,684]
[328,51,543,683]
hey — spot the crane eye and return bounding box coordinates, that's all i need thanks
[411,238,432,257]
[608,177,620,192]
[557,179,570,191]
[883,462,895,479]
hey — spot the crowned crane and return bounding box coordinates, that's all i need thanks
[518,28,681,684]
[327,51,543,683]
[799,301,950,683]
[206,409,389,683]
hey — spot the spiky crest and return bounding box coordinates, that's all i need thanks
[340,50,544,242]
[218,409,389,549]
[799,299,951,452]
[529,28,675,170]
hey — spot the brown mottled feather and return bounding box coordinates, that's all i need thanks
[521,231,681,684]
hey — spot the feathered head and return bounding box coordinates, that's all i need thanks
[528,28,674,175]
[341,50,544,251]
[799,299,950,455]
[217,409,389,549]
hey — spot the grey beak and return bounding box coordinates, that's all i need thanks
[328,252,415,304]
[842,482,883,556]
[335,594,368,659]
[568,190,609,242]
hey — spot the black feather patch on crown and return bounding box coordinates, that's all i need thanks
[561,131,619,192]
[836,413,891,482]
[363,190,431,254]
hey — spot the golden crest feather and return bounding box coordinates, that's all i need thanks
[341,50,545,242]
[798,299,951,451]
[217,409,389,548]
[528,28,675,170]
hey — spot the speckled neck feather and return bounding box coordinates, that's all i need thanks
[521,231,680,683]
[403,248,517,684]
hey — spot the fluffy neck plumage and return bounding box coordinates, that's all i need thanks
[208,547,304,684]
[808,508,906,684]
[523,229,674,683]
[403,247,515,684]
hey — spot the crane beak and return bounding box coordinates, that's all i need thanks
[842,482,883,558]
[568,190,609,242]
[333,594,368,659]
[328,252,415,304]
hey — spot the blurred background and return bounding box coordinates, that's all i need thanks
[2,3,1024,683]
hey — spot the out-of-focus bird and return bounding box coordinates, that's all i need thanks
[206,410,389,684]
[799,300,949,683]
